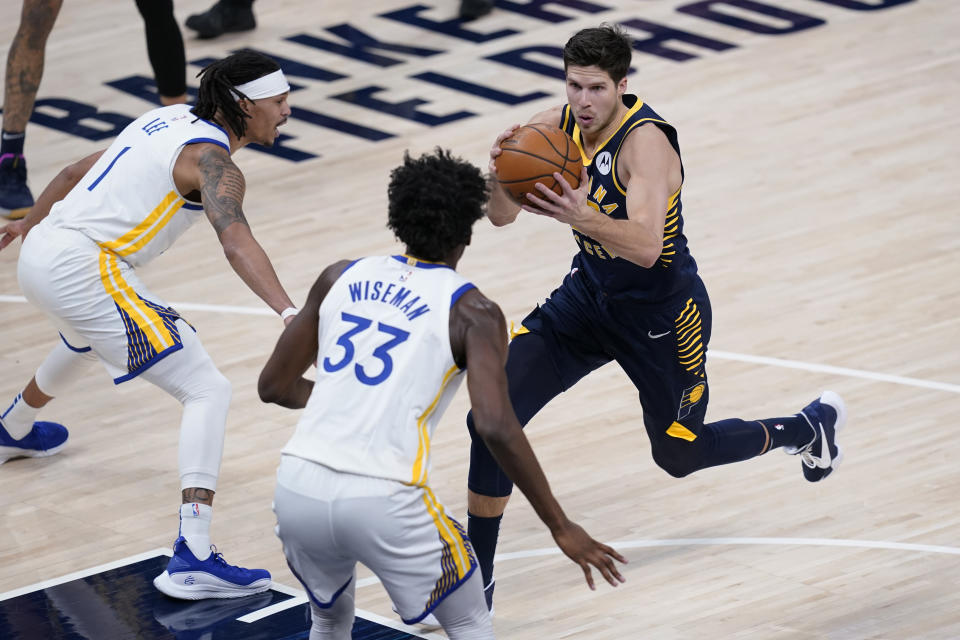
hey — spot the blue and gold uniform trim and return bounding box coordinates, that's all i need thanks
[411,365,461,486]
[98,191,185,258]
[98,249,187,384]
[675,298,705,379]
[659,186,683,267]
[405,489,476,625]
[95,190,197,383]
[557,95,696,298]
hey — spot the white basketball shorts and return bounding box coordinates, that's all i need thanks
[18,221,191,384]
[273,454,478,624]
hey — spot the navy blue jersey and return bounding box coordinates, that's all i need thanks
[560,95,698,302]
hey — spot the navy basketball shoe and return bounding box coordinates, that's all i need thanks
[0,153,34,220]
[154,537,271,599]
[785,391,846,482]
[0,419,69,465]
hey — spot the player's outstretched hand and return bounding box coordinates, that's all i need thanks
[0,219,27,252]
[552,520,627,590]
[489,124,522,174]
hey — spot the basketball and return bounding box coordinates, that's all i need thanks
[495,124,582,204]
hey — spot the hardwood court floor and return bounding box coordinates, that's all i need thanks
[1,0,958,637]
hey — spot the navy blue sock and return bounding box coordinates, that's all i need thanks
[759,415,812,450]
[1,130,25,157]
[696,414,813,471]
[467,512,501,587]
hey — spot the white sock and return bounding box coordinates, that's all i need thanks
[179,503,213,560]
[1,393,40,440]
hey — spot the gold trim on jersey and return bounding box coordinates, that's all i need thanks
[609,117,672,196]
[666,421,698,442]
[421,486,472,599]
[400,253,446,266]
[98,190,184,258]
[570,98,645,165]
[675,298,706,378]
[98,250,174,353]
[411,364,461,486]
[659,186,683,267]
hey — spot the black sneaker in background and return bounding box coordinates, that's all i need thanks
[184,1,256,39]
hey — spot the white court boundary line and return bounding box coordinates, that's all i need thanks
[0,547,442,639]
[3,294,958,394]
[351,536,960,590]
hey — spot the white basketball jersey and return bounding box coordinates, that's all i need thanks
[282,255,476,486]
[47,104,230,267]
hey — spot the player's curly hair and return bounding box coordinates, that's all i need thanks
[387,148,488,262]
[563,23,633,84]
[191,49,280,139]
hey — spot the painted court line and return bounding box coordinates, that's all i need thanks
[494,537,960,561]
[709,350,960,394]
[241,581,444,638]
[0,547,171,602]
[0,548,440,638]
[3,294,957,394]
[351,536,960,590]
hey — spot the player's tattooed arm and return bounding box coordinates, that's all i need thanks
[182,487,215,506]
[192,145,296,316]
[198,147,248,237]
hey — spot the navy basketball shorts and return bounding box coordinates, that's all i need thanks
[468,268,714,497]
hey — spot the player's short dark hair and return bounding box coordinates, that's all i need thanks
[191,49,281,139]
[387,148,488,262]
[563,24,633,84]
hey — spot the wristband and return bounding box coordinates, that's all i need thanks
[280,307,298,321]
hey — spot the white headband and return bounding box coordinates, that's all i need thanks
[232,69,290,101]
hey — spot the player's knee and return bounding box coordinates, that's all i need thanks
[181,363,231,405]
[206,368,232,402]
[466,409,478,439]
[650,441,702,478]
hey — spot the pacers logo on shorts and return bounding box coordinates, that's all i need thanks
[678,382,706,419]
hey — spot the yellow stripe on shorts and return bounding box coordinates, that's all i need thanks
[422,486,471,580]
[98,251,174,353]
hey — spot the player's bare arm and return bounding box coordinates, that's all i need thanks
[183,143,295,316]
[259,260,352,409]
[486,105,564,227]
[451,288,627,590]
[0,149,104,250]
[525,123,678,268]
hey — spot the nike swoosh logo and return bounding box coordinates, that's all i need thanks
[648,330,671,339]
[805,424,832,469]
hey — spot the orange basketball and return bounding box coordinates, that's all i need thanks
[495,124,582,204]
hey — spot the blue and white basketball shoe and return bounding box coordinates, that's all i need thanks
[785,390,846,482]
[154,537,272,600]
[0,419,69,465]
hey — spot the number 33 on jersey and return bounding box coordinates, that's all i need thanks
[282,255,475,486]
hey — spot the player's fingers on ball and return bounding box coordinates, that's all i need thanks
[554,171,575,192]
[526,191,552,210]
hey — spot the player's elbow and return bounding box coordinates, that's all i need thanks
[220,238,244,265]
[488,211,517,227]
[637,254,659,269]
[471,411,516,448]
[61,159,90,185]
[257,371,285,405]
[631,247,661,269]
